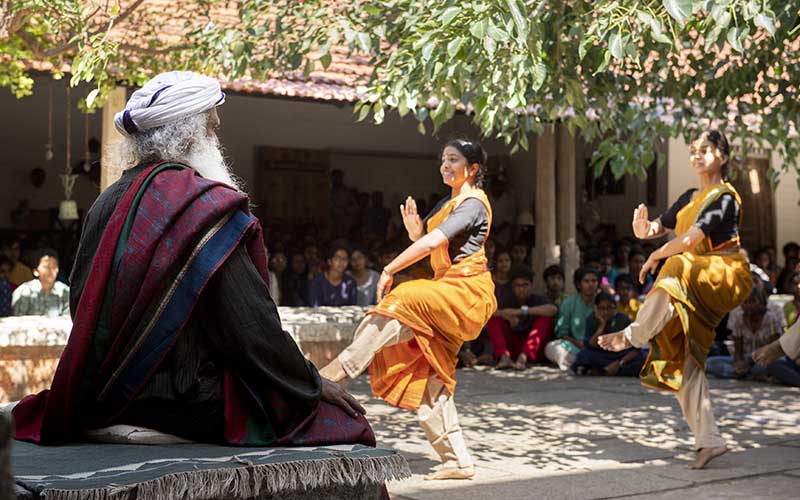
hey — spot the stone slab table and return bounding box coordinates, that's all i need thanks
[0,307,369,403]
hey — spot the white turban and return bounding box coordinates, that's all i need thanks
[113,71,226,136]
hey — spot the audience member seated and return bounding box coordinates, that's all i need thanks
[308,245,357,307]
[753,247,778,286]
[627,249,653,297]
[1,237,34,286]
[304,243,323,278]
[492,249,513,307]
[572,292,644,376]
[0,256,13,317]
[597,254,615,294]
[510,240,529,267]
[12,248,69,317]
[777,242,800,293]
[268,251,287,305]
[348,247,380,306]
[543,264,567,307]
[607,240,632,285]
[282,252,309,306]
[365,191,391,239]
[706,287,785,381]
[545,266,600,370]
[614,274,642,322]
[488,265,557,370]
[485,238,497,270]
[783,272,800,328]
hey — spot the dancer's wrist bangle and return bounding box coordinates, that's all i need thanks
[521,305,529,317]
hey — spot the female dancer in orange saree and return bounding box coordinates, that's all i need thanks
[600,130,752,469]
[320,139,496,480]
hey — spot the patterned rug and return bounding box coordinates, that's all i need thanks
[12,441,409,500]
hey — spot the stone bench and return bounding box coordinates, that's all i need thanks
[0,307,368,403]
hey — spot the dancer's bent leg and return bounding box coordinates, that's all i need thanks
[319,314,414,381]
[417,376,475,480]
[676,352,728,469]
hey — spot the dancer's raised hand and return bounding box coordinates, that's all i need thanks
[401,196,424,241]
[632,204,651,239]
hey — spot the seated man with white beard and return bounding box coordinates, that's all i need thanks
[12,72,373,447]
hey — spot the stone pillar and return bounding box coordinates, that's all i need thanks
[557,124,580,294]
[100,86,127,192]
[533,126,558,292]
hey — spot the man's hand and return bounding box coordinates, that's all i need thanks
[752,340,785,366]
[320,378,366,418]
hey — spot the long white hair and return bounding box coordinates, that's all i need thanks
[115,112,244,192]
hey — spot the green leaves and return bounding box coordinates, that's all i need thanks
[5,0,800,185]
[663,0,692,23]
[754,13,776,36]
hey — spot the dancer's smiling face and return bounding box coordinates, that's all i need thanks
[440,146,478,188]
[690,135,727,177]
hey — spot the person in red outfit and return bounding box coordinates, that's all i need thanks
[488,265,557,370]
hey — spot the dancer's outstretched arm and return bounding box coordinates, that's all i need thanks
[376,229,448,301]
[638,226,706,283]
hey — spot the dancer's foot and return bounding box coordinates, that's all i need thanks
[495,354,515,370]
[598,331,632,352]
[688,446,728,469]
[318,358,347,383]
[512,353,528,371]
[424,465,475,480]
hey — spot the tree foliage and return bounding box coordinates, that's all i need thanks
[2,1,799,185]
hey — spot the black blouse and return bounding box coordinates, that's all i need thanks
[659,188,739,248]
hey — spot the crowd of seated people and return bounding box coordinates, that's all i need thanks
[2,196,799,389]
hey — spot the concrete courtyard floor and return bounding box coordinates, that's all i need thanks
[346,366,800,500]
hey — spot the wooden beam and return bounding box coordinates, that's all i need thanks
[533,126,558,292]
[557,124,580,294]
[100,86,127,192]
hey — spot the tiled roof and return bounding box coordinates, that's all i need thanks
[110,0,372,102]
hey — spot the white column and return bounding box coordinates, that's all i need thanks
[100,86,127,192]
[533,126,558,292]
[557,124,579,294]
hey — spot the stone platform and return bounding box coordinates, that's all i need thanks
[0,307,368,403]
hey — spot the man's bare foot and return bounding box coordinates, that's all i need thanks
[604,360,621,376]
[495,354,515,370]
[423,465,475,480]
[688,446,728,469]
[459,349,478,368]
[598,332,632,352]
[475,353,495,366]
[512,353,528,371]
[318,358,347,382]
[752,340,785,366]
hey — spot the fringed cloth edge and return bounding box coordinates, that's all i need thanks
[22,454,411,500]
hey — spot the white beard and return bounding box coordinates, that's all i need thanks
[183,134,244,192]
